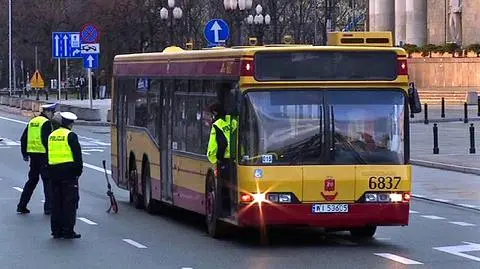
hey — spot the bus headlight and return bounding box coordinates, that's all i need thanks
[364,192,409,203]
[266,193,292,203]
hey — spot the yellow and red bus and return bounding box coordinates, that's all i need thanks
[110,31,422,238]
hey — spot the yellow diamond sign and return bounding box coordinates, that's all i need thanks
[30,70,45,89]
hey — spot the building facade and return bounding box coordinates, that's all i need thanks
[368,0,480,47]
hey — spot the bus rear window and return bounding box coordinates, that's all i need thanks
[254,51,398,81]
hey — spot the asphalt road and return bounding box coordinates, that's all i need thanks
[0,111,479,269]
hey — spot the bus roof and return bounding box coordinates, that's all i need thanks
[113,44,405,63]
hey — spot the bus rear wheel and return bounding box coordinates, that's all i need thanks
[205,175,227,239]
[142,162,155,214]
[129,168,143,209]
[349,226,377,238]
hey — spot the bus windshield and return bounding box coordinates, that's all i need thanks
[239,90,405,166]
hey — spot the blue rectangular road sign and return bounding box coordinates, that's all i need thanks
[52,32,82,59]
[83,54,99,69]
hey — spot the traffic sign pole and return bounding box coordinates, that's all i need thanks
[57,59,61,104]
[88,68,92,109]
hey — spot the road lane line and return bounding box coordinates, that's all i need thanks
[409,210,419,214]
[433,198,450,203]
[0,115,27,125]
[77,217,98,225]
[449,221,476,227]
[374,253,423,265]
[459,204,478,209]
[122,239,147,249]
[421,215,446,220]
[413,194,425,198]
[84,163,111,175]
[12,187,23,192]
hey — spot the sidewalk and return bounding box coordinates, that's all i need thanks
[410,120,480,210]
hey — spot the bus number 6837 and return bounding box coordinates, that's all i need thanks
[369,176,402,190]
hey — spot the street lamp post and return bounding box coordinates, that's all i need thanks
[160,0,183,46]
[224,0,253,46]
[246,4,271,45]
[8,0,12,96]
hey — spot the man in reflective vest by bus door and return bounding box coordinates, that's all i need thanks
[207,103,238,216]
[17,103,56,215]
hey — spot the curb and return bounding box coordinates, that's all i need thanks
[412,195,480,212]
[411,159,480,176]
[0,105,110,127]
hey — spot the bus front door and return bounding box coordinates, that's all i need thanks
[160,80,174,202]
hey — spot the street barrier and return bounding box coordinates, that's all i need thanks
[469,123,476,154]
[433,123,439,154]
[464,102,468,123]
[477,97,480,117]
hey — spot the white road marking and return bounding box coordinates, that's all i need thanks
[434,242,480,262]
[1,138,20,146]
[433,198,450,203]
[41,199,45,203]
[82,151,91,155]
[409,210,419,214]
[122,239,147,249]
[0,146,11,149]
[77,217,98,225]
[12,187,23,192]
[0,115,112,175]
[84,163,111,175]
[421,215,446,220]
[181,267,194,269]
[449,221,476,227]
[0,115,27,125]
[459,204,478,209]
[413,194,425,198]
[374,253,423,265]
[375,237,391,241]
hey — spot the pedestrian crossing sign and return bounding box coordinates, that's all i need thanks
[30,70,45,89]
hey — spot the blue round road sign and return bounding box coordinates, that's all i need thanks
[81,23,100,44]
[204,19,230,45]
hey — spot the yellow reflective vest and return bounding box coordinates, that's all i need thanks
[26,116,49,153]
[48,127,74,165]
[207,115,238,164]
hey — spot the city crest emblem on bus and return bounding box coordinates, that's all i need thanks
[321,177,338,201]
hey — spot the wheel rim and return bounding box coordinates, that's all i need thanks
[206,185,214,223]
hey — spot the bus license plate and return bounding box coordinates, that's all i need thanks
[312,204,349,214]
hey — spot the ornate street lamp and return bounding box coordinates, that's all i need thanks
[246,4,271,45]
[224,0,253,45]
[160,0,183,46]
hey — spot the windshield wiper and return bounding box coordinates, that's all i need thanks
[280,133,322,164]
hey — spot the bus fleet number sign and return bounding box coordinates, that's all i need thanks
[368,176,402,190]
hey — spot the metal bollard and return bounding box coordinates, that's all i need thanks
[433,123,439,154]
[464,102,468,123]
[469,123,476,154]
[424,103,429,124]
[477,97,480,117]
[45,91,49,100]
[65,90,68,100]
[441,97,445,118]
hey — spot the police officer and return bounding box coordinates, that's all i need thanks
[52,111,62,130]
[17,103,56,214]
[48,112,83,239]
[206,103,238,215]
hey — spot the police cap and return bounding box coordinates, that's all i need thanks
[41,103,57,111]
[60,112,78,121]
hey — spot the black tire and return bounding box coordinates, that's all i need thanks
[129,168,143,209]
[142,162,155,214]
[205,175,228,239]
[349,226,377,238]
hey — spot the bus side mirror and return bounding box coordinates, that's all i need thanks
[408,84,422,114]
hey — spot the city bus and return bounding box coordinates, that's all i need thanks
[110,31,422,239]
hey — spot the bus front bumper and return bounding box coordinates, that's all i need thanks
[237,202,409,228]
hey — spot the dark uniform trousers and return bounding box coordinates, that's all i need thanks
[18,154,52,212]
[51,174,79,235]
[217,160,232,213]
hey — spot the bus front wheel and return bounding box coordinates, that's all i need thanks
[129,168,143,209]
[349,226,377,238]
[205,175,227,239]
